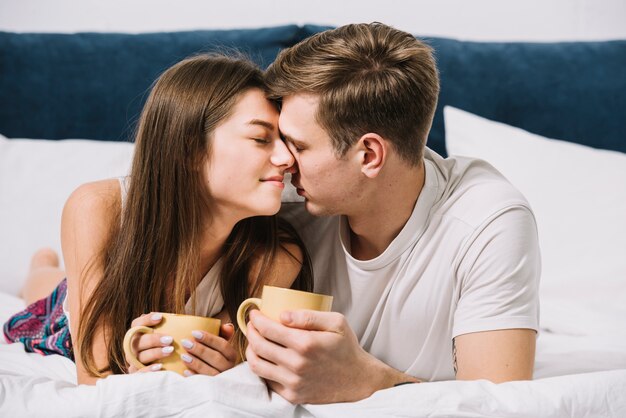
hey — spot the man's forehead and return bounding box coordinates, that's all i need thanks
[278,94,321,143]
[282,93,320,109]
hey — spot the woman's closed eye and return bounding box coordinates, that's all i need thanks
[252,138,271,145]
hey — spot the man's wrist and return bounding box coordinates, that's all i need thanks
[371,356,420,393]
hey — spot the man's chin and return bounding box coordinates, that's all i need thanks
[304,199,334,217]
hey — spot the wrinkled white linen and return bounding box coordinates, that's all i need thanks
[2,291,626,417]
[1,344,625,418]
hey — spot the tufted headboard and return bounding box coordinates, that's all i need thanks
[1,24,625,156]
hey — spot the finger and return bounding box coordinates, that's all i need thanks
[246,322,296,369]
[246,340,294,385]
[131,312,163,328]
[136,363,164,373]
[184,332,237,372]
[266,380,295,404]
[132,332,173,352]
[249,310,301,348]
[219,323,235,341]
[130,313,150,328]
[181,338,232,372]
[136,345,174,365]
[279,310,345,334]
[127,362,163,374]
[192,330,238,364]
[267,379,286,394]
[180,352,220,376]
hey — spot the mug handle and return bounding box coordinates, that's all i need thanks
[123,325,154,371]
[236,298,262,336]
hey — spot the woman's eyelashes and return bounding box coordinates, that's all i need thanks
[252,137,271,145]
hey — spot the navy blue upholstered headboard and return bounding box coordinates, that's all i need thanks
[1,25,625,156]
[0,26,306,143]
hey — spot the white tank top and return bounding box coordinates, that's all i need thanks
[63,177,225,329]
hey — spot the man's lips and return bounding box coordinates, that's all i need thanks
[291,181,306,196]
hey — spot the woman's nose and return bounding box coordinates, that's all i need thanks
[271,139,295,168]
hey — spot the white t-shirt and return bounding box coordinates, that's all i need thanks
[279,148,541,382]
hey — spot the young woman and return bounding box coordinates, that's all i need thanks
[3,54,312,385]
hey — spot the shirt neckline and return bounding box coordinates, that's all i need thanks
[339,158,440,271]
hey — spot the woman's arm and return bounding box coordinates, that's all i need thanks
[61,179,121,385]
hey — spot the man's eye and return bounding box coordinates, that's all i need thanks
[287,142,303,153]
[253,138,270,144]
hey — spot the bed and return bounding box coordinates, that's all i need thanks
[1,25,625,417]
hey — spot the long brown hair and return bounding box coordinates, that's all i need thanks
[78,54,313,376]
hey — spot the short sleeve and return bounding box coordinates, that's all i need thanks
[452,205,541,338]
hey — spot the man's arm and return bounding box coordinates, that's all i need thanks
[246,313,537,404]
[451,206,540,383]
[454,329,536,382]
[246,206,540,404]
[245,309,418,404]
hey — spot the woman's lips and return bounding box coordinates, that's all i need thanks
[266,181,285,189]
[260,176,285,189]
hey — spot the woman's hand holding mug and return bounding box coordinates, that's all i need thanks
[124,312,236,376]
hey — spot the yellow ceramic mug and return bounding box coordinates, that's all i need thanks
[123,313,221,375]
[237,285,333,336]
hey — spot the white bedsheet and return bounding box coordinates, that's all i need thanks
[2,291,626,418]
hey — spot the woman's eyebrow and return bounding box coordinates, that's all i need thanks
[247,119,275,130]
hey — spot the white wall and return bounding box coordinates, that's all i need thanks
[1,0,625,41]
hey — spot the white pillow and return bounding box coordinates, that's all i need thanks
[444,106,626,336]
[0,134,135,296]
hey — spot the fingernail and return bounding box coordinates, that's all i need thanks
[160,336,173,345]
[162,346,174,354]
[151,363,163,371]
[183,370,194,377]
[181,339,194,349]
[191,330,203,340]
[151,313,162,321]
[181,354,193,364]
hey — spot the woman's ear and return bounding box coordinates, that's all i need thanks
[356,133,387,178]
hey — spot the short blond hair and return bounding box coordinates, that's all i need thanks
[266,23,440,165]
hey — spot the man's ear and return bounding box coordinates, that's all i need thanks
[356,133,387,178]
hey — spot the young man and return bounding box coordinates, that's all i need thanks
[244,23,540,404]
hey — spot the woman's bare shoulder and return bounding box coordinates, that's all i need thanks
[66,179,121,207]
[61,179,122,255]
[63,179,122,221]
